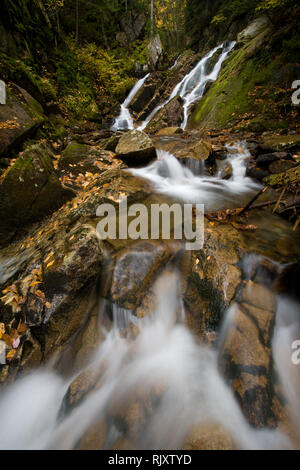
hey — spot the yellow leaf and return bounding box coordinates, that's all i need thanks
[6,349,16,361]
[29,281,42,287]
[46,260,55,268]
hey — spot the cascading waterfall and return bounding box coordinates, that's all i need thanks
[130,142,260,210]
[110,42,235,132]
[111,73,150,131]
[137,41,235,131]
[0,268,297,450]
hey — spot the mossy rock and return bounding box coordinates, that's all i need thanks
[188,17,299,132]
[58,142,124,175]
[0,84,44,157]
[0,143,74,244]
[58,142,90,169]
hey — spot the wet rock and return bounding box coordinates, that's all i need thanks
[220,281,281,428]
[115,130,156,165]
[130,51,199,123]
[176,139,212,162]
[0,169,152,377]
[77,417,107,450]
[103,135,121,152]
[184,423,234,450]
[129,81,158,116]
[110,438,136,450]
[63,363,104,412]
[256,152,289,166]
[202,79,214,96]
[0,143,75,245]
[110,241,182,312]
[0,84,44,157]
[217,160,233,180]
[183,220,243,338]
[246,163,269,182]
[145,97,184,134]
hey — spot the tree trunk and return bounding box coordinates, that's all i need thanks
[75,0,79,46]
[150,0,154,38]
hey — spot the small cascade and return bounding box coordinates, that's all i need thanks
[130,143,260,210]
[111,73,150,131]
[138,41,235,131]
[0,268,297,449]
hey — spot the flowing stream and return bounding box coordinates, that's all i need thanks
[130,142,260,210]
[0,268,298,450]
[0,40,299,450]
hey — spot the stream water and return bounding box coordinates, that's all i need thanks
[130,142,260,210]
[0,41,299,450]
[0,269,299,450]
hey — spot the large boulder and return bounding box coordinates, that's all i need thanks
[115,130,156,165]
[237,16,272,44]
[154,134,212,165]
[0,169,152,382]
[148,34,163,69]
[145,97,184,134]
[58,142,125,175]
[0,84,44,157]
[0,143,75,245]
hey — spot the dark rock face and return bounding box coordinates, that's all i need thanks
[129,83,157,115]
[129,51,199,123]
[145,97,184,134]
[0,85,44,157]
[120,10,146,43]
[246,164,269,182]
[256,152,289,166]
[0,143,75,245]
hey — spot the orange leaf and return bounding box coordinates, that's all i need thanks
[6,349,16,361]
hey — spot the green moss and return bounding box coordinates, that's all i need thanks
[190,24,299,132]
[59,142,89,168]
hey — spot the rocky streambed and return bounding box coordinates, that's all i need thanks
[0,123,299,449]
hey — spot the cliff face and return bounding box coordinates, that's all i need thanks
[189,14,300,133]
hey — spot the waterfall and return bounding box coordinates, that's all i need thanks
[138,41,235,131]
[111,42,235,132]
[0,268,296,450]
[130,142,260,210]
[111,73,150,131]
